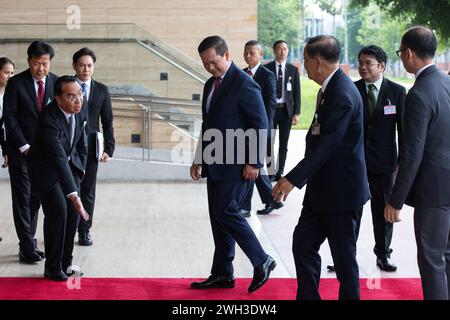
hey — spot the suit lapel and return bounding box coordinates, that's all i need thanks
[208,62,235,114]
[42,75,53,109]
[87,79,95,109]
[56,106,71,147]
[25,70,40,115]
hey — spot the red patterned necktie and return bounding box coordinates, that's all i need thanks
[212,77,221,96]
[37,80,44,113]
[247,68,253,77]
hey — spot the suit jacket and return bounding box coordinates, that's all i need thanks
[265,61,301,117]
[195,62,268,181]
[28,100,88,195]
[389,65,450,209]
[285,68,370,213]
[80,79,115,157]
[354,77,405,175]
[3,69,58,155]
[243,65,277,130]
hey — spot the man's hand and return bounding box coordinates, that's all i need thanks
[190,164,202,181]
[1,155,8,168]
[69,195,89,221]
[292,114,300,125]
[272,177,294,202]
[243,165,259,180]
[100,152,110,162]
[384,203,401,223]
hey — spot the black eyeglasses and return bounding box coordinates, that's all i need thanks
[396,48,407,57]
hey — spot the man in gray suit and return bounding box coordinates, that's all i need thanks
[385,26,450,300]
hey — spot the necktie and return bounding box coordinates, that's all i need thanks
[315,89,323,111]
[212,77,221,97]
[367,84,377,118]
[247,68,253,77]
[37,80,44,113]
[276,64,283,99]
[68,114,75,147]
[81,82,88,103]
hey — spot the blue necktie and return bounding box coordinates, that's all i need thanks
[81,82,88,103]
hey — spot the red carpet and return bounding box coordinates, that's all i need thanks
[0,277,422,300]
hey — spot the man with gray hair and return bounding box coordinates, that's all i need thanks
[273,35,370,300]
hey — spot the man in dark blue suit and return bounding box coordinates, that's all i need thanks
[240,40,283,217]
[385,26,450,300]
[190,36,276,293]
[273,35,370,300]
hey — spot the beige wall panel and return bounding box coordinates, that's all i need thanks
[0,9,47,23]
[17,0,74,9]
[137,0,257,11]
[78,0,139,9]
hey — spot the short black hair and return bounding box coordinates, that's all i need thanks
[305,35,340,63]
[358,45,387,64]
[198,36,228,56]
[0,57,15,70]
[54,75,79,96]
[401,26,437,59]
[272,40,287,50]
[27,41,55,60]
[72,47,97,64]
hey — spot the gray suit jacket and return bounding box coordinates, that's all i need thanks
[389,65,450,209]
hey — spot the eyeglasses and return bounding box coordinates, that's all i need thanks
[66,92,83,102]
[358,61,380,68]
[396,48,407,57]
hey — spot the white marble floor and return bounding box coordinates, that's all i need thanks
[0,131,420,280]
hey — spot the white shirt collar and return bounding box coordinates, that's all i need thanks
[275,60,286,71]
[58,106,74,121]
[76,77,92,88]
[249,62,261,75]
[365,75,383,92]
[32,76,46,86]
[321,67,340,93]
[415,63,435,78]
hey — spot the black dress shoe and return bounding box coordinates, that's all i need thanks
[257,202,284,215]
[376,257,397,272]
[240,209,251,218]
[327,265,336,272]
[44,268,68,281]
[35,248,45,259]
[248,255,276,293]
[19,251,42,264]
[78,231,93,246]
[65,270,84,277]
[191,275,235,289]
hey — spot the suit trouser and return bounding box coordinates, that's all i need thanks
[78,156,99,232]
[271,107,292,176]
[207,178,268,276]
[40,181,80,273]
[240,168,274,211]
[414,206,450,300]
[356,173,394,259]
[292,204,360,300]
[8,152,40,254]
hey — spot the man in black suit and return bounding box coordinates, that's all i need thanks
[385,26,450,300]
[328,46,405,273]
[3,41,58,263]
[265,40,301,181]
[240,40,283,217]
[72,47,115,246]
[190,36,276,293]
[28,76,89,281]
[273,35,370,300]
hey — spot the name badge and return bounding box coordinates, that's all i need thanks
[311,114,320,135]
[286,77,292,91]
[384,105,396,115]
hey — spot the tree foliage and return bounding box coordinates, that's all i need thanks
[350,0,450,40]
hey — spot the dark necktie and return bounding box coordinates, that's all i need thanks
[276,64,283,99]
[212,77,221,97]
[247,68,253,77]
[367,84,377,117]
[37,80,44,113]
[68,115,75,147]
[315,89,323,111]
